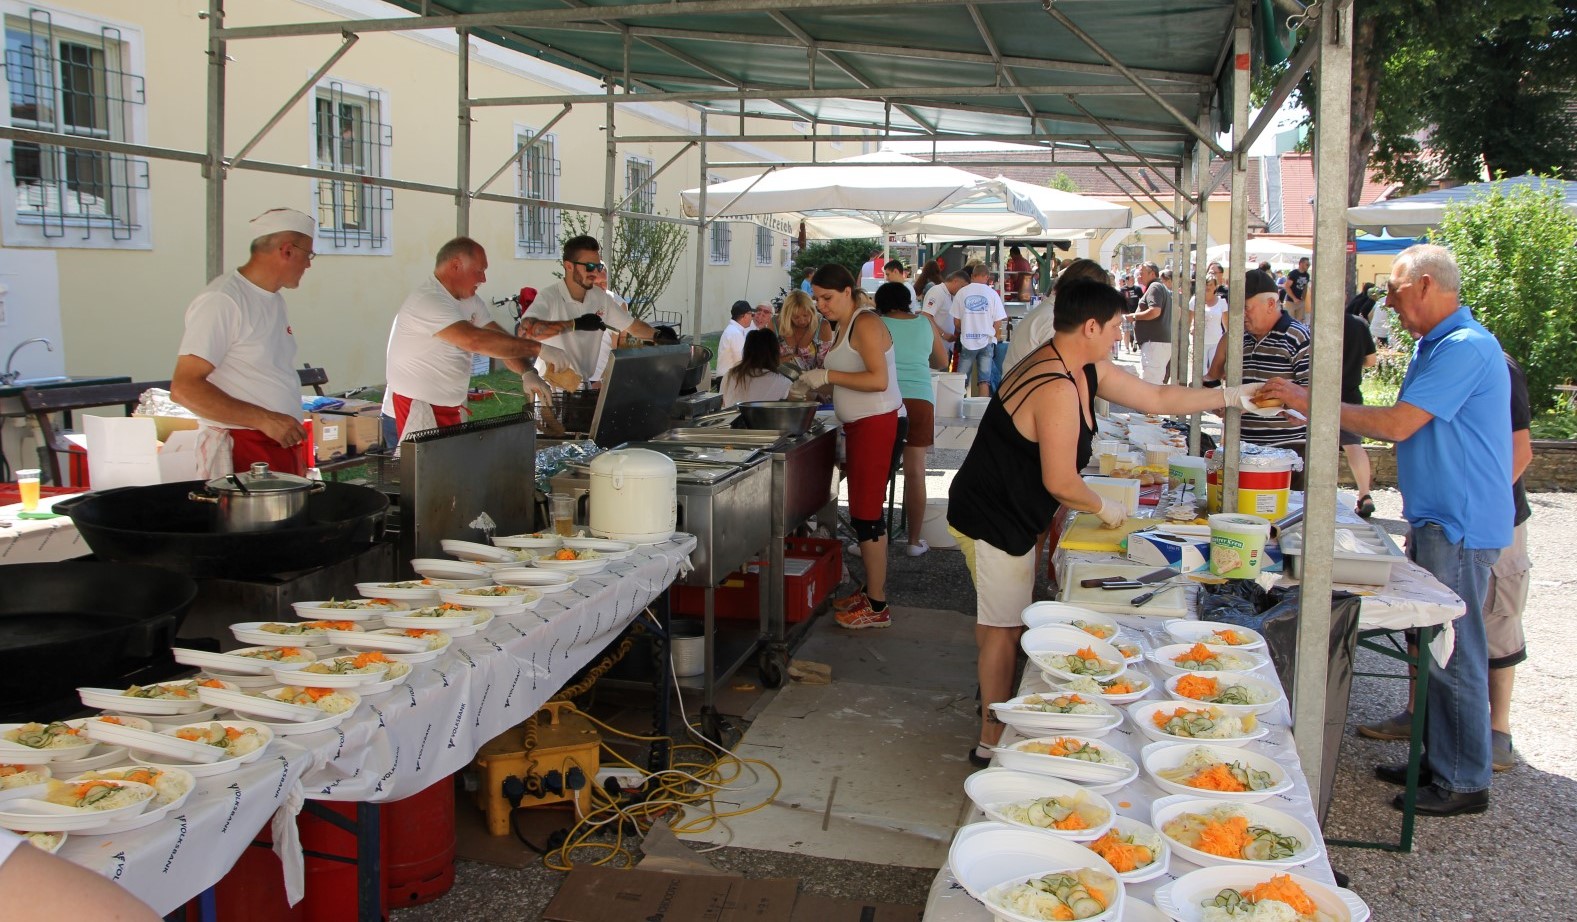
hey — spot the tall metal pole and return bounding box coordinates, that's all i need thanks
[693,111,709,338]
[603,81,617,243]
[1172,165,1189,384]
[1294,0,1354,806]
[1222,1,1252,513]
[1190,122,1212,454]
[456,28,471,235]
[204,0,226,281]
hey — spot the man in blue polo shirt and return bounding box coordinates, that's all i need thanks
[1264,244,1510,817]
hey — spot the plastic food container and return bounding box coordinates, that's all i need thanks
[1208,514,1271,579]
[1278,521,1407,586]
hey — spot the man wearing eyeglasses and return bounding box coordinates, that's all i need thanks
[385,237,570,442]
[172,207,318,477]
[518,235,656,389]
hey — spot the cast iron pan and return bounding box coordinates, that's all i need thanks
[56,480,388,579]
[0,562,196,706]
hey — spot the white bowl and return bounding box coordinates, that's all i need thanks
[354,579,487,601]
[492,532,563,550]
[1021,603,1123,642]
[292,599,408,622]
[44,747,132,775]
[488,568,578,593]
[63,765,196,836]
[409,557,493,581]
[1140,742,1293,803]
[1021,628,1127,684]
[964,769,1116,842]
[990,693,1124,738]
[440,538,518,563]
[992,735,1138,787]
[279,653,397,688]
[1151,796,1322,869]
[440,586,543,610]
[0,766,50,804]
[1147,643,1270,678]
[197,685,322,722]
[79,720,223,764]
[1084,815,1170,885]
[1153,867,1369,922]
[173,646,319,676]
[350,660,414,699]
[530,555,611,575]
[65,716,153,734]
[383,606,492,634]
[1163,620,1268,651]
[0,723,98,762]
[1162,671,1285,718]
[562,537,634,559]
[337,628,452,663]
[1051,673,1155,707]
[1127,701,1268,748]
[947,822,1125,919]
[78,681,224,716]
[133,721,275,778]
[0,780,156,832]
[229,621,340,648]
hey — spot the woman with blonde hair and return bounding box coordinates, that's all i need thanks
[777,289,832,371]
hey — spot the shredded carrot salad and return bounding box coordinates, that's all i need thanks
[1186,763,1248,792]
[1087,829,1154,872]
[1174,674,1219,700]
[1243,875,1317,914]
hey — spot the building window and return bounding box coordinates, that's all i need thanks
[1,6,149,248]
[829,124,842,149]
[514,127,559,258]
[625,155,655,215]
[755,225,773,266]
[707,173,729,264]
[312,79,392,254]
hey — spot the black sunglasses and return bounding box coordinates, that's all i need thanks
[568,260,606,273]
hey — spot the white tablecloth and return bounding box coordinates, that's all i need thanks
[0,496,85,563]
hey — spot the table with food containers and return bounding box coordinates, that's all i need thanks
[918,413,1465,922]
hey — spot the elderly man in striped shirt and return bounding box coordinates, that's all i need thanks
[1205,268,1312,451]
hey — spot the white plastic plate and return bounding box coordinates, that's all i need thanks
[529,555,611,575]
[78,681,227,716]
[44,747,130,775]
[245,708,353,738]
[79,720,222,764]
[491,532,563,550]
[946,822,1124,918]
[1162,619,1268,651]
[963,768,1115,843]
[408,557,492,580]
[1051,673,1154,707]
[63,765,195,836]
[229,621,339,648]
[277,654,395,688]
[133,722,275,778]
[1153,866,1368,922]
[439,586,543,610]
[1020,602,1122,641]
[0,724,97,762]
[487,568,577,593]
[440,539,517,563]
[197,685,321,722]
[1140,741,1292,803]
[1147,643,1270,678]
[173,646,319,676]
[992,735,1137,786]
[1162,671,1285,718]
[0,780,156,832]
[562,537,633,559]
[1150,796,1322,869]
[1127,700,1269,748]
[1020,628,1127,684]
[292,600,406,622]
[989,693,1124,738]
[1086,815,1171,885]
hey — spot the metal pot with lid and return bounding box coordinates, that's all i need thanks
[188,462,325,532]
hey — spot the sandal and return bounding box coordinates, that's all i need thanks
[1356,494,1376,519]
[968,742,994,768]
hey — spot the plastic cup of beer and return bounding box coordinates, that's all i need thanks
[15,468,40,512]
[549,493,576,536]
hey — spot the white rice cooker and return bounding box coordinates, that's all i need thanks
[589,448,677,544]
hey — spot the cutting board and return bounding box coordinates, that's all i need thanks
[1059,561,1191,618]
[1059,514,1154,552]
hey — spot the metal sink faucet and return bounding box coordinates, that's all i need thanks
[2,337,54,385]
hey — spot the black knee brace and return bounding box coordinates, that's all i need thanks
[852,517,884,543]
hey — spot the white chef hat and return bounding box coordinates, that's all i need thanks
[248,207,316,243]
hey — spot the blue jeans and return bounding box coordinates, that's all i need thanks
[1408,522,1500,794]
[957,344,994,392]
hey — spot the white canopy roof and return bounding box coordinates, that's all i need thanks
[1346,174,1577,236]
[1206,238,1311,269]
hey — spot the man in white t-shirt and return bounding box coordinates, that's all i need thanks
[385,237,567,441]
[714,300,754,380]
[950,265,1007,397]
[922,269,968,356]
[883,260,918,309]
[171,207,316,477]
[519,234,656,390]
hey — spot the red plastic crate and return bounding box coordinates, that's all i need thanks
[670,537,840,624]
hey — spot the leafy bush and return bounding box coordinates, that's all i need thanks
[790,238,878,288]
[1428,180,1577,412]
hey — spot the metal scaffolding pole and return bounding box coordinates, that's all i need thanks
[604,81,617,242]
[457,28,472,235]
[693,111,709,336]
[1190,125,1212,453]
[1294,0,1354,803]
[229,33,359,171]
[204,0,226,281]
[1223,2,1251,512]
[474,105,573,196]
[1173,165,1190,384]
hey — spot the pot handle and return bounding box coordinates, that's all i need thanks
[127,613,179,659]
[310,481,326,494]
[188,491,219,504]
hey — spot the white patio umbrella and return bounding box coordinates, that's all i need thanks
[1347,174,1577,236]
[680,152,1052,240]
[1206,238,1312,270]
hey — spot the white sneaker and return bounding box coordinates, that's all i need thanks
[905,539,930,557]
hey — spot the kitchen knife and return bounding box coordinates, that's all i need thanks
[1079,567,1177,590]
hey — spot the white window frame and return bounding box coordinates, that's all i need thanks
[309,75,393,256]
[754,224,774,266]
[513,124,559,259]
[0,2,150,249]
[706,173,729,265]
[625,154,655,214]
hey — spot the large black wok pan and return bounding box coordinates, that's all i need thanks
[0,562,196,706]
[56,480,388,579]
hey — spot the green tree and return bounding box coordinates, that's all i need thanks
[559,212,688,319]
[789,237,878,288]
[1047,171,1079,193]
[1427,180,1577,412]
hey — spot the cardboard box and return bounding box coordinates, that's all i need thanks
[132,413,199,442]
[317,398,384,455]
[82,416,198,488]
[310,412,348,461]
[542,867,921,922]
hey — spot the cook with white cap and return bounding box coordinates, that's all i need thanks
[171,207,316,477]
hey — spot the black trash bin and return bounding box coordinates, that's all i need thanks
[1200,582,1364,822]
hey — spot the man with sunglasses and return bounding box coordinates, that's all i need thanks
[519,235,656,388]
[172,207,317,477]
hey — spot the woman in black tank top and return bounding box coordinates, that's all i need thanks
[947,279,1262,763]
